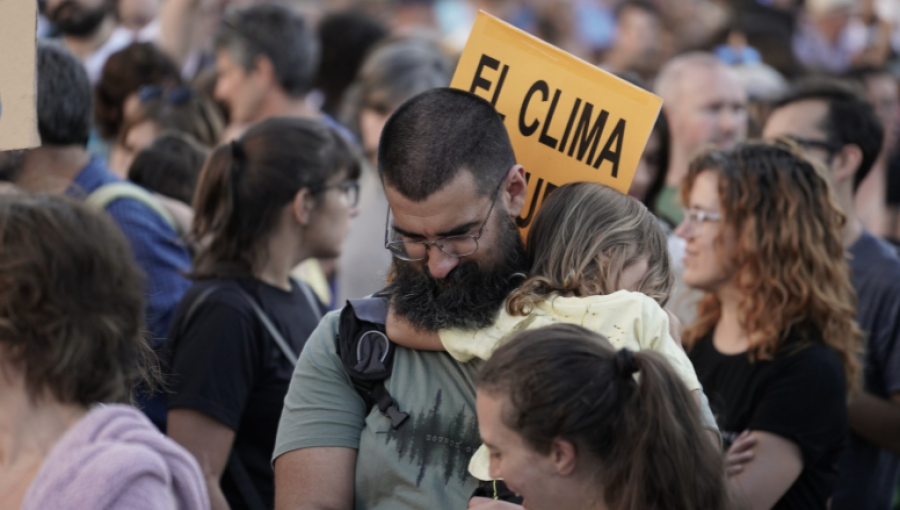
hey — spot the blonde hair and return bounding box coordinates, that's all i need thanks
[507,182,672,316]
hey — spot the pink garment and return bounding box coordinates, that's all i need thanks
[22,404,210,510]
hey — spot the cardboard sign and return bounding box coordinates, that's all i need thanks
[451,12,662,233]
[0,0,40,151]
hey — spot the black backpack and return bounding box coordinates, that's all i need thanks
[337,294,409,429]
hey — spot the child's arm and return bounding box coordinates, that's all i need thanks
[385,306,445,351]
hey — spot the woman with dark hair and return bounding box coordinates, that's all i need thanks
[629,110,670,218]
[473,323,731,510]
[111,85,225,176]
[677,141,862,509]
[0,194,207,510]
[94,42,182,143]
[165,117,360,510]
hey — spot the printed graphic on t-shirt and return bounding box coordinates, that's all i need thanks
[384,389,482,486]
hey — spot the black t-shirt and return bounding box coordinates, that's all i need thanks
[165,277,325,510]
[689,331,848,510]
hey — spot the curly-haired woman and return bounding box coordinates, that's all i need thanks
[677,141,862,510]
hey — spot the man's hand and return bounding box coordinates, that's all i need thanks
[725,430,757,476]
[468,497,524,509]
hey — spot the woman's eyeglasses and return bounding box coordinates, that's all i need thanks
[309,181,360,208]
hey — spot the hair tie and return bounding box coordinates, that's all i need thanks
[615,349,639,379]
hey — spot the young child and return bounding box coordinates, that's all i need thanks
[386,181,717,481]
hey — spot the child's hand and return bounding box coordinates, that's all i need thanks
[386,305,445,351]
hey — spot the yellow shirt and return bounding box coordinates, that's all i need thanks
[440,290,704,482]
[439,290,699,391]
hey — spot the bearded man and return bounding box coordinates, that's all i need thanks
[272,88,531,510]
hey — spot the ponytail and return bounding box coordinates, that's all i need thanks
[190,117,360,280]
[479,324,731,510]
[604,350,730,510]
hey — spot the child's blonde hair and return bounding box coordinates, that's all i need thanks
[507,182,672,316]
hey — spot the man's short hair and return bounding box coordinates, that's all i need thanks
[214,3,319,97]
[377,88,516,201]
[37,43,93,147]
[773,78,885,192]
[654,52,727,105]
[615,0,658,20]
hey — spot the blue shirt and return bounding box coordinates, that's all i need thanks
[833,231,900,510]
[68,157,192,428]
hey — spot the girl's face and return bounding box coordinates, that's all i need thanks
[302,172,358,259]
[618,257,649,292]
[674,171,737,292]
[476,390,567,510]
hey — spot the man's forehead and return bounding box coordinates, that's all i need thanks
[764,100,829,138]
[683,67,746,104]
[384,170,490,234]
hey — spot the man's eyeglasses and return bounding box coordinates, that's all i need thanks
[385,178,505,262]
[679,208,722,236]
[138,85,194,105]
[786,136,844,155]
[310,181,360,208]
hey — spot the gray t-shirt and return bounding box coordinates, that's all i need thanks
[274,311,482,510]
[833,231,900,510]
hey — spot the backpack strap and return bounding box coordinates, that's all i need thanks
[85,182,179,234]
[338,296,409,429]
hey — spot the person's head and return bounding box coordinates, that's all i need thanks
[213,3,319,125]
[128,132,209,205]
[508,182,672,315]
[806,0,854,42]
[95,42,182,140]
[116,86,225,173]
[44,0,113,37]
[37,42,93,148]
[342,36,454,165]
[612,1,662,71]
[654,52,748,160]
[846,66,899,149]
[192,117,360,279]
[0,194,153,407]
[379,88,529,332]
[676,142,861,386]
[314,10,388,117]
[763,78,884,195]
[116,0,160,31]
[477,324,730,510]
[629,110,670,208]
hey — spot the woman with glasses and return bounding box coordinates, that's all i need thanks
[676,141,861,510]
[164,117,360,510]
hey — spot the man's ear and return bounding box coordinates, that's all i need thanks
[504,164,528,218]
[252,54,276,89]
[549,438,578,476]
[832,144,863,185]
[292,188,313,226]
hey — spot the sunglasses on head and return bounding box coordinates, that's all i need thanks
[138,85,194,105]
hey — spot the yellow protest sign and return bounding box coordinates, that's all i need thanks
[451,11,662,233]
[0,0,40,151]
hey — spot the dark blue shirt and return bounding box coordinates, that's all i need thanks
[68,157,192,427]
[833,231,900,510]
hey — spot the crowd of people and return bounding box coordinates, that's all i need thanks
[1,0,900,509]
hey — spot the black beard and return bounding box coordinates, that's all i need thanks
[0,151,25,183]
[50,1,109,37]
[390,216,530,332]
